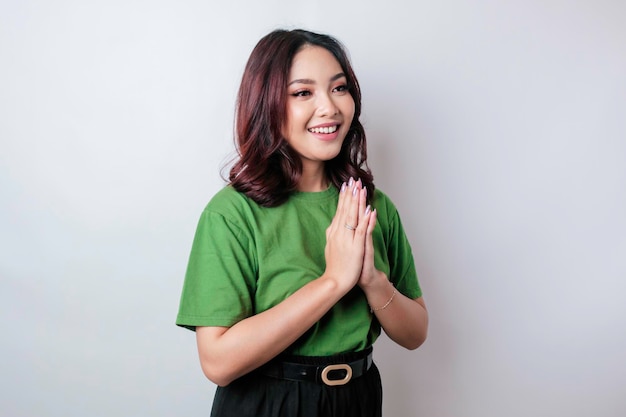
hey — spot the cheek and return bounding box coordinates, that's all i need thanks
[286,105,302,128]
[342,98,356,125]
[283,107,306,140]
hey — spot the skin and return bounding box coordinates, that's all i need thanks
[282,45,355,191]
[196,45,429,387]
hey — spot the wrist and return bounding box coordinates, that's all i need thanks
[369,286,397,313]
[362,275,395,311]
[359,270,388,293]
[319,271,353,296]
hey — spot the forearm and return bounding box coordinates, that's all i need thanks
[196,274,348,386]
[363,273,428,350]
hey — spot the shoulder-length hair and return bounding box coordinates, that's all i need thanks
[228,29,374,207]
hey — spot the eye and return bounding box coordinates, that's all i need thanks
[291,89,312,97]
[332,84,349,94]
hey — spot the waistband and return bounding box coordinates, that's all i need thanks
[257,347,373,386]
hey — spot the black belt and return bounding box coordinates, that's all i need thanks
[258,350,373,386]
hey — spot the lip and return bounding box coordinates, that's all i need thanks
[308,122,340,129]
[307,123,342,141]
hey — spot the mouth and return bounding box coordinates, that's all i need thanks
[308,125,339,134]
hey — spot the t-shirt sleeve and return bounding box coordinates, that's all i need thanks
[383,197,423,300]
[176,208,257,331]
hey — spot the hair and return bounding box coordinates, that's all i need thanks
[227,29,375,207]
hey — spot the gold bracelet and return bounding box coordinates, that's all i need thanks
[370,288,397,313]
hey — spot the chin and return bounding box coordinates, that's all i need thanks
[320,149,343,162]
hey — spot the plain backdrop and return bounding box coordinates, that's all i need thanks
[1,1,625,416]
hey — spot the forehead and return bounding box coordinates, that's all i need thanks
[288,45,344,80]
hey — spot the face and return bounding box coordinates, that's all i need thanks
[283,45,355,172]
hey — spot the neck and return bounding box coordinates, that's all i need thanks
[297,161,328,192]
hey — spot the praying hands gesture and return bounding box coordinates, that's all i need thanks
[323,177,387,292]
[323,177,376,292]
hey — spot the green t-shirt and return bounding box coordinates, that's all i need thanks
[176,185,421,356]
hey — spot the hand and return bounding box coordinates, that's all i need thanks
[323,178,371,292]
[358,206,387,289]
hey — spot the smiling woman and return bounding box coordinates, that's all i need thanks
[227,29,373,207]
[283,45,356,183]
[176,28,428,417]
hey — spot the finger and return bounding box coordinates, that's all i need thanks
[366,207,377,234]
[353,203,370,242]
[335,183,347,219]
[363,220,374,269]
[336,181,348,213]
[363,208,377,258]
[358,186,367,224]
[337,178,356,230]
[329,181,348,234]
[362,205,376,236]
[345,179,361,233]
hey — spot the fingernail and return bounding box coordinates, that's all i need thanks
[341,183,346,192]
[348,177,354,187]
[352,186,358,196]
[363,186,367,198]
[365,205,371,215]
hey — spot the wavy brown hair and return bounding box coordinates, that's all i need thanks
[228,29,374,207]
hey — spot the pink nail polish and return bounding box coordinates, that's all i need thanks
[341,183,346,192]
[352,186,358,196]
[348,177,354,187]
[365,205,371,215]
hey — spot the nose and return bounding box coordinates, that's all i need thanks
[316,92,339,117]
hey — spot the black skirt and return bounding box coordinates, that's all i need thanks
[210,349,383,417]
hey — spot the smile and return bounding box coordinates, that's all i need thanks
[308,125,338,134]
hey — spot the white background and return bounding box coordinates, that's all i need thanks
[1,1,625,416]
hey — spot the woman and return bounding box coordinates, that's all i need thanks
[177,28,428,417]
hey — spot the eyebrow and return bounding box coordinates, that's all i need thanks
[288,72,346,86]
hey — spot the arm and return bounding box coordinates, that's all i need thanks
[196,180,371,386]
[197,276,345,386]
[361,272,428,350]
[358,209,429,350]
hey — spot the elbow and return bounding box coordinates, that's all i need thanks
[202,371,232,388]
[389,328,427,351]
[400,320,429,351]
[196,326,241,386]
[404,298,429,350]
[199,357,238,387]
[405,331,428,351]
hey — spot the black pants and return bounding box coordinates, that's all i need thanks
[210,355,382,417]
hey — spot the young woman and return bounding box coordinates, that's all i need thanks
[177,29,428,417]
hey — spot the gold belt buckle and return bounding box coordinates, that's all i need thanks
[321,364,353,386]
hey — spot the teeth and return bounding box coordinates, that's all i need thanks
[309,125,338,134]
